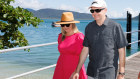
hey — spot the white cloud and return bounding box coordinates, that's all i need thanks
[82,7,91,13]
[58,6,139,19]
[57,5,90,14]
[124,8,139,17]
[107,11,125,19]
[107,8,139,18]
[58,5,81,13]
[10,1,139,19]
[10,0,46,10]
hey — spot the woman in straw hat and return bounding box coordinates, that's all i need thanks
[53,12,87,79]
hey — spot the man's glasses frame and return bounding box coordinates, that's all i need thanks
[61,24,70,27]
[90,8,105,13]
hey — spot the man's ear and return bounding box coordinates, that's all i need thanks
[105,8,107,12]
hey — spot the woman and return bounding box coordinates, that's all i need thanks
[53,12,87,79]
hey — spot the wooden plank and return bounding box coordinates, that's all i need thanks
[125,52,140,79]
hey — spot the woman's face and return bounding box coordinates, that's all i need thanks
[61,24,73,33]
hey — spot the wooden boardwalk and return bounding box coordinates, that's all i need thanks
[125,51,140,79]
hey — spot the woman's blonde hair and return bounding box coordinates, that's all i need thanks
[61,23,80,41]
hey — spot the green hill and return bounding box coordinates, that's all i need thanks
[27,8,93,20]
[26,8,140,20]
[133,15,139,20]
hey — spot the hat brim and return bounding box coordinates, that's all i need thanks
[55,21,80,24]
[89,6,105,9]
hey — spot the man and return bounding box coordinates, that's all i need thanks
[70,0,128,79]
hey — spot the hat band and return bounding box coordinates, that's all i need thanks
[61,20,74,22]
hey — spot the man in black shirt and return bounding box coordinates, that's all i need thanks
[70,0,128,79]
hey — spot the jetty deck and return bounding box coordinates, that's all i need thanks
[125,52,140,79]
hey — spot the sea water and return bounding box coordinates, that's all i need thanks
[0,19,140,79]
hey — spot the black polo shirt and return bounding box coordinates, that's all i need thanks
[83,18,128,79]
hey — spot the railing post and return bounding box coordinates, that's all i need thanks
[138,13,140,47]
[126,11,132,49]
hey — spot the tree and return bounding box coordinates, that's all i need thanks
[0,0,43,50]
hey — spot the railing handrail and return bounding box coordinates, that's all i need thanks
[0,42,58,53]
[1,30,140,53]
[125,30,140,34]
[128,40,140,45]
[1,30,140,79]
[5,64,56,79]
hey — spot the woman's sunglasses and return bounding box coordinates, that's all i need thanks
[61,24,70,27]
[90,8,105,13]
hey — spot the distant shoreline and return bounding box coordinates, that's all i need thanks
[26,8,139,20]
[39,17,138,21]
[39,17,95,20]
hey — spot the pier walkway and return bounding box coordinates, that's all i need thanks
[125,51,140,79]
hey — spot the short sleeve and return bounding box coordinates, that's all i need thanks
[76,33,84,53]
[115,24,128,49]
[77,33,84,45]
[58,33,62,44]
[83,26,89,47]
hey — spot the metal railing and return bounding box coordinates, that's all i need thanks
[1,30,140,79]
[0,42,58,53]
[6,64,56,79]
[125,30,140,45]
[0,42,58,79]
[125,30,140,34]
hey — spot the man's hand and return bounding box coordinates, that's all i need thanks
[69,72,79,79]
[118,47,126,79]
[69,47,89,79]
[117,74,125,79]
[70,47,89,79]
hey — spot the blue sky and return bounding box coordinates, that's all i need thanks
[11,0,140,18]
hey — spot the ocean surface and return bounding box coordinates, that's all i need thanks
[0,19,140,79]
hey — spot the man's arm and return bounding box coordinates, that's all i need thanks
[75,46,89,73]
[70,46,89,79]
[117,47,126,79]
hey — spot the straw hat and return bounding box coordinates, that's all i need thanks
[55,12,80,24]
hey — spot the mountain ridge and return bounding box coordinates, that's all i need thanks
[26,8,139,20]
[26,8,93,20]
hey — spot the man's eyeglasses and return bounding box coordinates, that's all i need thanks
[61,24,70,27]
[90,8,105,13]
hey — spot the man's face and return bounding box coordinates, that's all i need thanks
[90,7,107,21]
